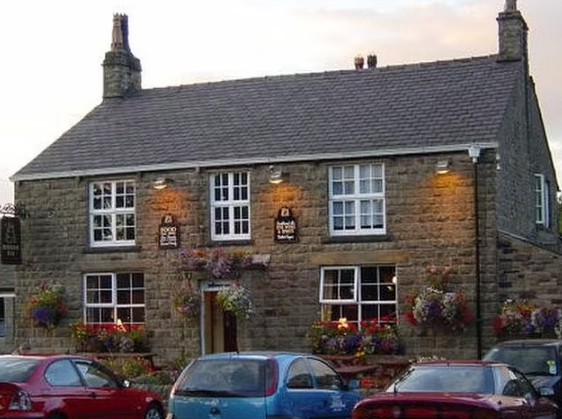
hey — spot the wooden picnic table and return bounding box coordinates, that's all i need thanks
[335,364,378,381]
[82,352,158,371]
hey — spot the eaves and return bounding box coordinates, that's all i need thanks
[10,142,498,182]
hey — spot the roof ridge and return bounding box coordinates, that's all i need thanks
[135,54,500,94]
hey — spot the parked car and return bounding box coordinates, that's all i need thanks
[483,339,562,414]
[352,360,558,419]
[0,353,165,418]
[166,351,362,419]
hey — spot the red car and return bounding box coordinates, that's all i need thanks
[352,360,558,419]
[0,354,165,418]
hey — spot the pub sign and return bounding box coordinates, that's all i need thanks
[1,216,22,265]
[159,214,179,249]
[274,206,298,243]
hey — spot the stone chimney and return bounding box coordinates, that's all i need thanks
[102,14,142,99]
[497,0,528,62]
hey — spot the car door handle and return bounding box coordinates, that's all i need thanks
[89,392,97,399]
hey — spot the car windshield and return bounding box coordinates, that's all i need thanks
[0,357,42,382]
[484,346,558,376]
[391,365,494,394]
[174,358,269,398]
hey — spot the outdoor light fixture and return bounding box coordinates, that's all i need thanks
[153,177,172,190]
[269,165,284,184]
[436,159,451,174]
[468,145,481,163]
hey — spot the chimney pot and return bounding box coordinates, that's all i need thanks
[504,0,516,12]
[354,55,364,70]
[367,54,377,69]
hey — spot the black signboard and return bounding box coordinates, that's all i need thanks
[1,216,22,265]
[274,206,298,243]
[159,214,179,249]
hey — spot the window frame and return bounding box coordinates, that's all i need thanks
[89,180,136,247]
[328,163,386,236]
[319,265,397,325]
[82,272,145,326]
[0,298,5,338]
[209,171,251,241]
[534,174,551,228]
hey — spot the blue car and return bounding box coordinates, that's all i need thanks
[166,351,362,419]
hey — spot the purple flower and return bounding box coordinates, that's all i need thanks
[343,334,362,354]
[32,307,55,326]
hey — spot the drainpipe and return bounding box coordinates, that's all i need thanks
[468,146,482,359]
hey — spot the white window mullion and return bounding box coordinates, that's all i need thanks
[210,172,250,241]
[319,266,397,325]
[84,273,145,326]
[329,164,386,236]
[90,180,136,247]
[534,174,551,228]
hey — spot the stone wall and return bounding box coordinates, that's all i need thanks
[13,152,497,362]
[497,232,562,306]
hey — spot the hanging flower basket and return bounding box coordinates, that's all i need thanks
[404,266,474,332]
[26,282,68,329]
[217,282,254,319]
[493,300,561,339]
[173,281,201,320]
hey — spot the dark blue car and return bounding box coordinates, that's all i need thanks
[166,351,362,419]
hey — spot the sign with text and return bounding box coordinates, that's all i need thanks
[1,216,22,265]
[159,214,179,249]
[274,206,298,243]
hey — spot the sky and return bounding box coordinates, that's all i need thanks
[1,0,561,205]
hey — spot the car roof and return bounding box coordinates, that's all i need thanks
[0,354,90,362]
[490,339,562,348]
[415,360,506,368]
[195,351,318,362]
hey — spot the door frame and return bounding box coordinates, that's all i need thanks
[199,280,232,355]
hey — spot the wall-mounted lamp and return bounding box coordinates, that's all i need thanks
[435,159,451,174]
[468,145,481,163]
[153,177,173,190]
[269,165,285,184]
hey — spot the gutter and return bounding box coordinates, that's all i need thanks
[11,142,498,182]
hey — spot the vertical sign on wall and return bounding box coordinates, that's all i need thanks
[1,216,22,265]
[274,206,298,243]
[159,214,179,249]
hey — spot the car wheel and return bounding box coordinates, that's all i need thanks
[48,414,66,419]
[144,404,164,419]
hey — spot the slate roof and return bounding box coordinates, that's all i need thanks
[13,55,522,181]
